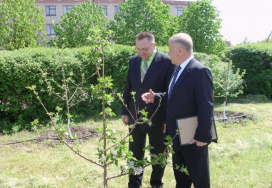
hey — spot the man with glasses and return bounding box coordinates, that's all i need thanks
[121,32,175,188]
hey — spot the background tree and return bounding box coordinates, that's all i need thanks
[0,0,45,50]
[51,1,107,48]
[204,55,245,119]
[178,0,226,54]
[109,0,177,45]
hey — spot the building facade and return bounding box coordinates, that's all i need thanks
[35,0,191,40]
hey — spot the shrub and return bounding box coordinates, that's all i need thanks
[230,43,272,99]
[1,45,241,132]
[0,48,91,132]
[0,46,137,132]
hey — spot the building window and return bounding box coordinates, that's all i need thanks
[46,6,56,16]
[177,7,183,16]
[64,5,74,13]
[103,5,107,16]
[114,6,119,15]
[47,24,55,35]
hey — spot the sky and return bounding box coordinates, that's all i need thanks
[212,0,272,45]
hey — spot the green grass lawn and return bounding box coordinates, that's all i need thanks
[0,97,271,188]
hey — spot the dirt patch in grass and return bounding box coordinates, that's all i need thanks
[38,126,98,142]
[0,126,98,151]
[39,111,253,142]
[0,111,253,146]
[0,126,99,149]
[214,111,254,124]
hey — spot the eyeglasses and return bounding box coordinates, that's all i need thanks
[135,44,153,52]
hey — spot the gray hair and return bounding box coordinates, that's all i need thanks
[169,33,193,55]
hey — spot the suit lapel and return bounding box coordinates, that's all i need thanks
[142,51,161,85]
[168,59,194,103]
[133,56,142,86]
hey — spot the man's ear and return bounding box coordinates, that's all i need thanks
[178,47,183,55]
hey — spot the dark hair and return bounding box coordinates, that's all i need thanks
[136,32,155,43]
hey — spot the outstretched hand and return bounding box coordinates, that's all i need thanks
[141,89,155,104]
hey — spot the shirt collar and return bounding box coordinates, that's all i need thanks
[178,55,193,70]
[141,49,157,64]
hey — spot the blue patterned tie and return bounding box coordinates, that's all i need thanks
[168,66,181,99]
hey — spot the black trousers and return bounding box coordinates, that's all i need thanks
[172,145,210,188]
[128,124,166,188]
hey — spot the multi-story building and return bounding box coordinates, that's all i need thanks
[35,0,191,41]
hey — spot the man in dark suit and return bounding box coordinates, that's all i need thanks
[121,32,175,188]
[142,33,214,188]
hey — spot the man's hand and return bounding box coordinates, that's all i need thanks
[189,139,207,147]
[141,89,155,104]
[121,115,129,125]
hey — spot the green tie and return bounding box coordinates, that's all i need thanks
[141,60,148,82]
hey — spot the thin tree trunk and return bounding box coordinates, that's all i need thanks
[61,57,73,139]
[223,101,227,120]
[102,102,108,187]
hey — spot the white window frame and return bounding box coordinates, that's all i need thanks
[64,5,74,13]
[114,5,119,15]
[177,7,183,16]
[46,5,56,16]
[47,24,55,35]
[103,5,108,16]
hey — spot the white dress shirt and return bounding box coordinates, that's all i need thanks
[168,56,194,93]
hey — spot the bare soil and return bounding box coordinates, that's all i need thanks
[0,111,253,146]
[39,111,252,142]
[38,126,98,142]
[214,110,253,124]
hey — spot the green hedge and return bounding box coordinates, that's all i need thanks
[230,43,272,98]
[0,46,134,132]
[0,46,224,133]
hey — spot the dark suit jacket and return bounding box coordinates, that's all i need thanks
[154,58,214,149]
[121,50,175,133]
